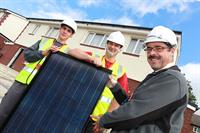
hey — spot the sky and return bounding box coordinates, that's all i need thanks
[0,0,200,106]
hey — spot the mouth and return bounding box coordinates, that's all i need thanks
[107,49,115,53]
[151,58,158,61]
[148,56,160,62]
[61,34,67,37]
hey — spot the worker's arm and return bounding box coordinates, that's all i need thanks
[107,82,128,105]
[24,40,46,63]
[99,73,187,130]
[106,73,129,105]
[117,73,129,94]
[68,48,102,66]
[107,99,120,112]
[106,72,129,111]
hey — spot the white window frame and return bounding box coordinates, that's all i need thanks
[45,27,59,38]
[193,126,200,133]
[82,32,108,48]
[30,24,40,35]
[125,39,144,55]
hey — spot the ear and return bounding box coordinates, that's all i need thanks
[170,47,176,59]
[171,47,175,53]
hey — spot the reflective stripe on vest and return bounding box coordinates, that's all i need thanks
[91,53,125,120]
[100,96,112,103]
[15,37,69,85]
[23,66,38,75]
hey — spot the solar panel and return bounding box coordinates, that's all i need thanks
[3,52,111,133]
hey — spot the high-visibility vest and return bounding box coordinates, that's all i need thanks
[91,53,126,120]
[15,37,69,85]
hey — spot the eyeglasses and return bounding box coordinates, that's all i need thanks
[144,46,169,53]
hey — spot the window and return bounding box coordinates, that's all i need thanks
[45,27,59,38]
[83,33,108,48]
[125,39,144,55]
[193,126,200,133]
[30,24,40,35]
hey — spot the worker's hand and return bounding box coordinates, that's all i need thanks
[42,45,59,56]
[50,45,60,53]
[42,48,51,56]
[106,75,117,88]
[91,57,102,67]
[90,115,104,133]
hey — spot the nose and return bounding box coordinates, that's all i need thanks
[110,44,116,49]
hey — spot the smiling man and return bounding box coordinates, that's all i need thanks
[0,18,77,130]
[68,31,129,132]
[93,26,188,133]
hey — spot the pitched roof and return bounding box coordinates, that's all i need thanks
[191,110,200,127]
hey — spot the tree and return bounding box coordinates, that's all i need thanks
[187,80,199,109]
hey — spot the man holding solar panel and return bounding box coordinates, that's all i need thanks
[0,18,77,129]
[68,31,129,132]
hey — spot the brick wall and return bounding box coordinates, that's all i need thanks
[128,78,140,95]
[181,108,195,133]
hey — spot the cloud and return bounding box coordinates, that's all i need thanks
[183,0,200,2]
[115,16,139,26]
[120,0,199,17]
[180,63,200,106]
[19,0,85,20]
[88,16,139,26]
[78,0,104,7]
[27,1,138,26]
[30,3,87,20]
[31,9,86,20]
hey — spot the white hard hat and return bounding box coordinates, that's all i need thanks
[144,26,177,47]
[107,31,125,47]
[61,18,77,33]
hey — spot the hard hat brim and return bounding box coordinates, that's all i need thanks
[144,37,168,44]
[143,37,178,47]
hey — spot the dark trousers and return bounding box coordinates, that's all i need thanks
[0,81,27,130]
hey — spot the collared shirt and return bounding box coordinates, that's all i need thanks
[154,62,175,73]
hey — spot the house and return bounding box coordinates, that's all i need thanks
[1,8,197,133]
[191,109,200,133]
[182,104,200,133]
[0,8,182,93]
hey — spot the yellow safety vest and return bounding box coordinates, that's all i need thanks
[91,53,126,120]
[15,37,69,85]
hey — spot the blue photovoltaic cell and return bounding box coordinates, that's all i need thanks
[3,52,111,133]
